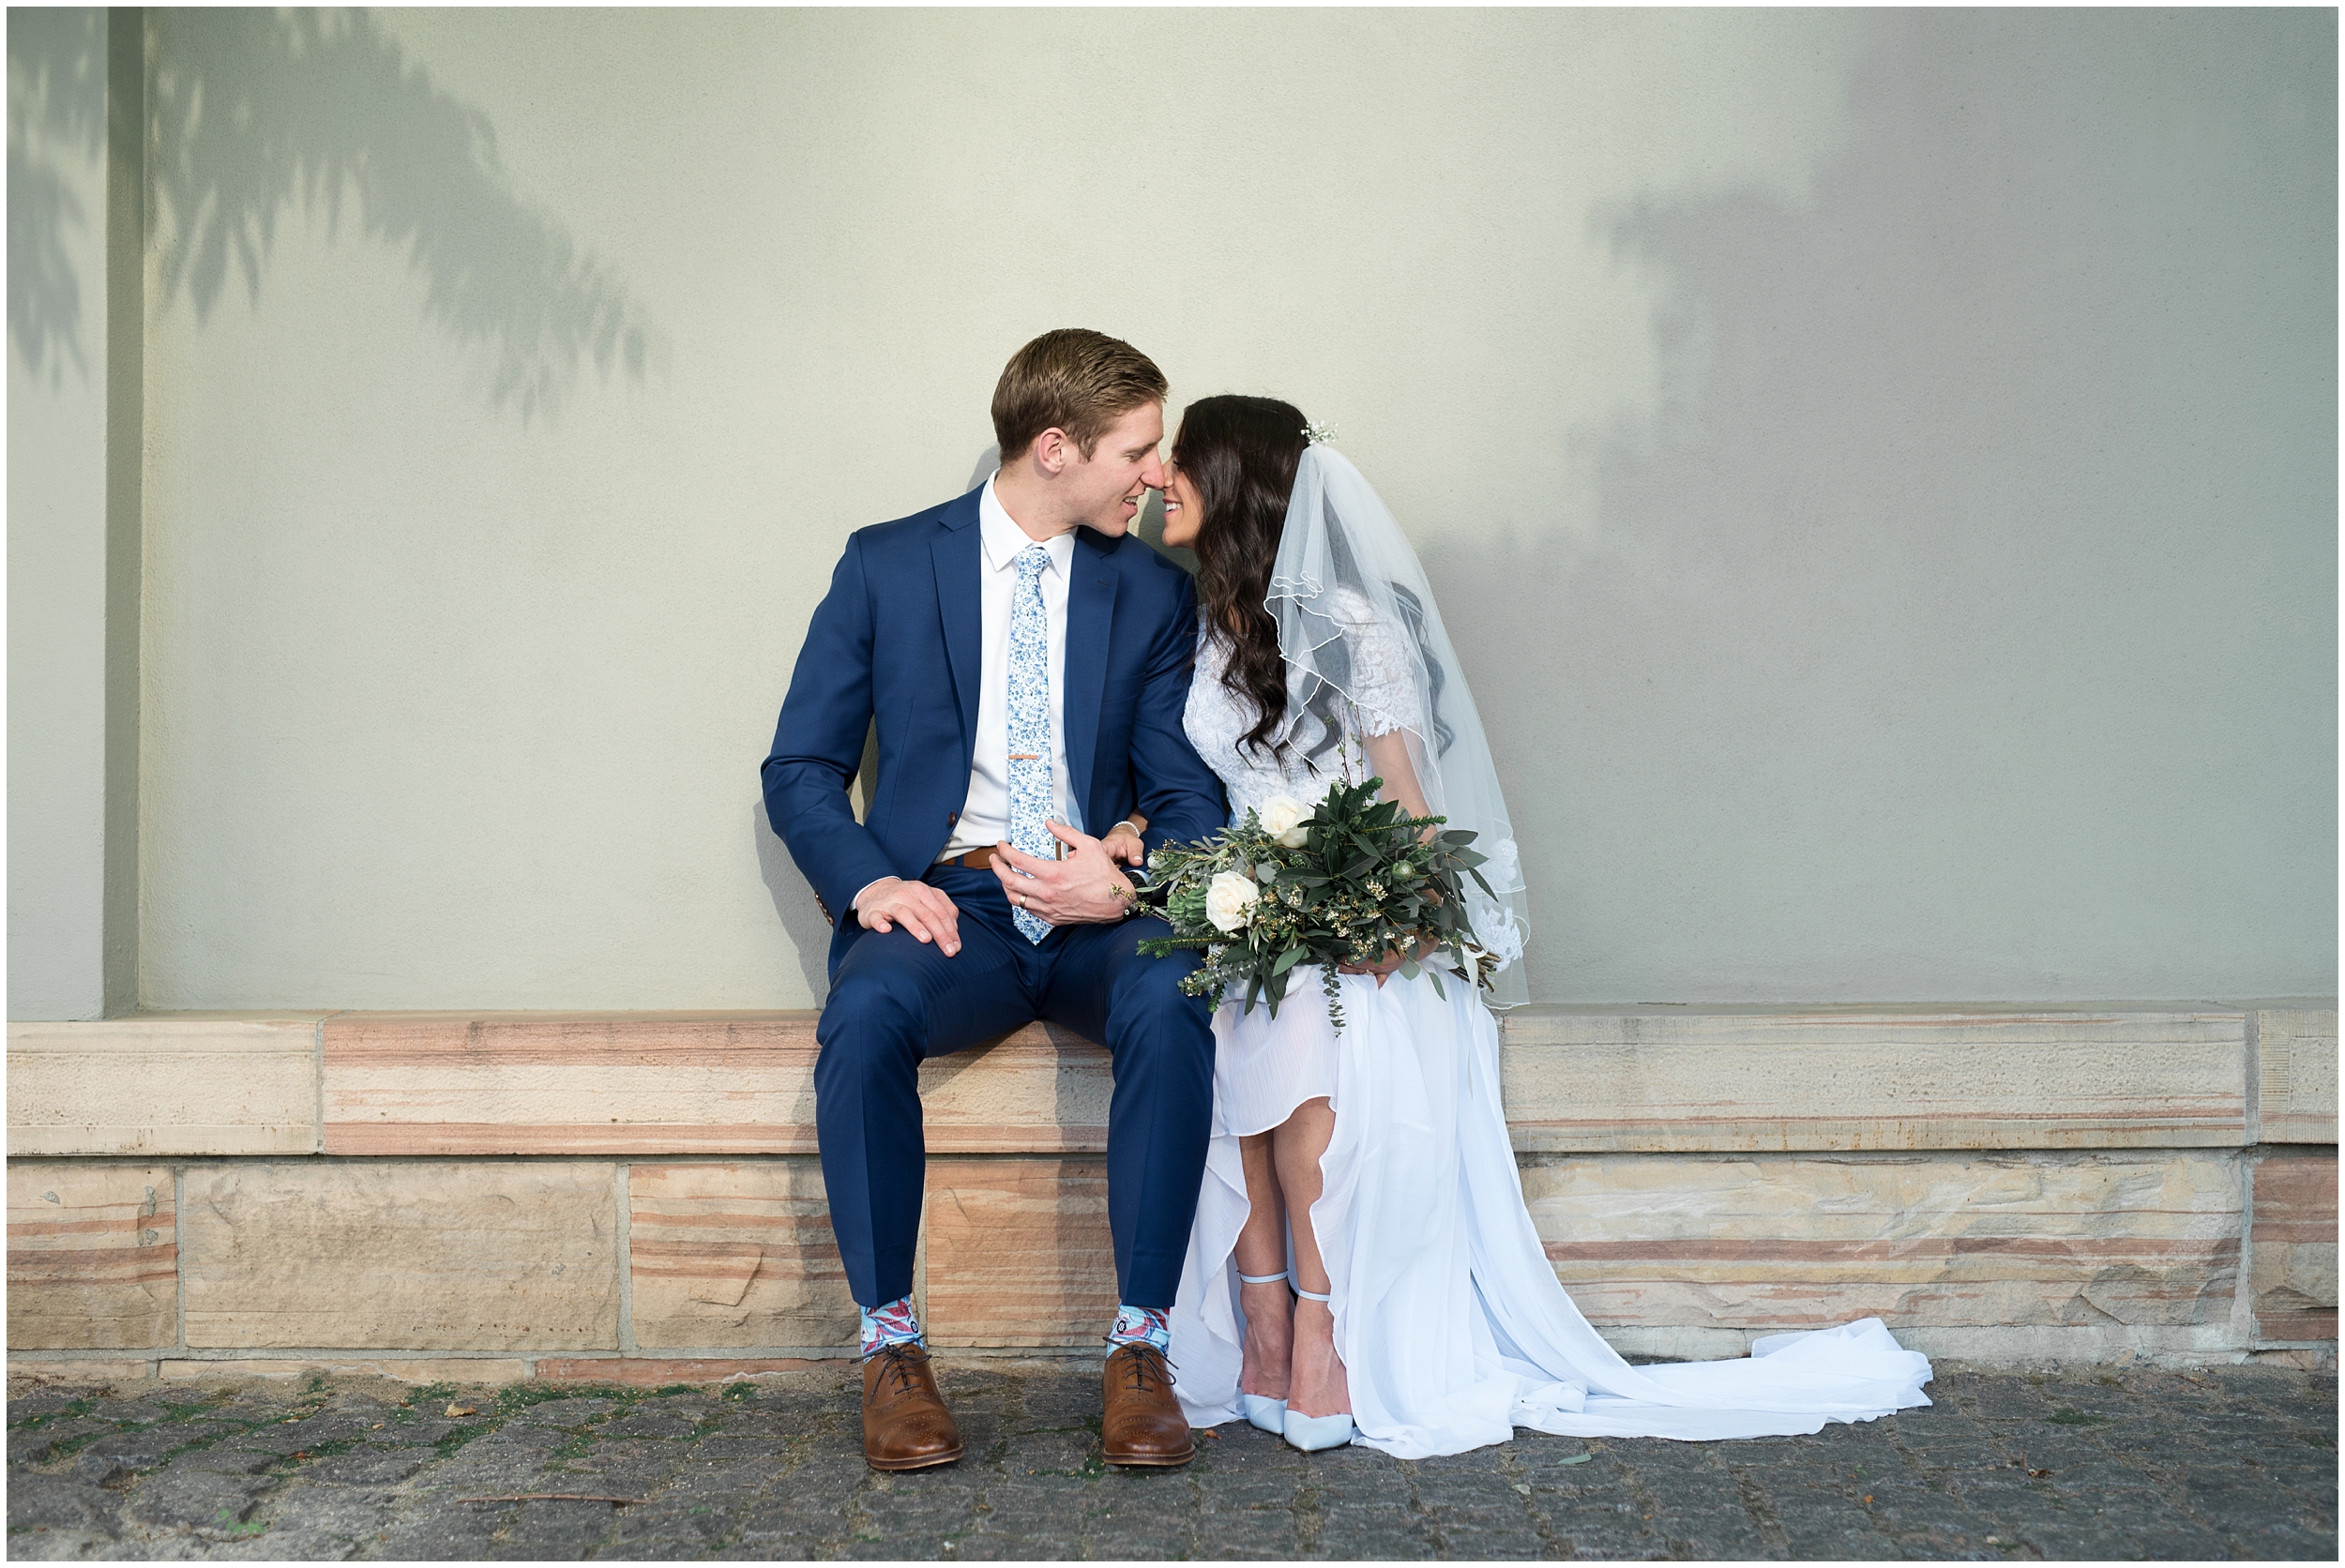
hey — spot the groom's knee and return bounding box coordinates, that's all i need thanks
[1107,944,1213,1063]
[815,965,930,1087]
[1112,941,1201,1010]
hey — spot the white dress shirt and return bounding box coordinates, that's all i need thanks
[946,473,1084,854]
[853,474,1081,912]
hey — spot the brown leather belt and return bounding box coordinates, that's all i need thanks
[944,842,1065,870]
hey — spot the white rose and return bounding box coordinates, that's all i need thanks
[1255,794,1312,849]
[1204,869,1262,934]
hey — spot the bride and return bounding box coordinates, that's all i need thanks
[1148,394,1933,1458]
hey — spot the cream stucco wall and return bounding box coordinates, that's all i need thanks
[8,8,119,1020]
[13,8,2334,1014]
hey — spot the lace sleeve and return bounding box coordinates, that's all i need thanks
[1328,590,1423,740]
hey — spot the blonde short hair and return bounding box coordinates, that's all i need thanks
[991,329,1167,462]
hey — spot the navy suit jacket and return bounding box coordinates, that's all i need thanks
[763,486,1229,978]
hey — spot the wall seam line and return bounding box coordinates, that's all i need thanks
[173,1164,187,1357]
[313,1016,328,1154]
[2232,1143,2260,1354]
[2243,1009,2262,1147]
[616,1162,635,1357]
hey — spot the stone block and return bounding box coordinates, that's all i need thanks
[1520,1149,2243,1334]
[2248,1150,2337,1346]
[2255,1008,2338,1144]
[6,1358,158,1383]
[310,1006,2273,1158]
[323,1012,819,1154]
[8,1016,320,1156]
[923,1157,1117,1347]
[1502,1008,2249,1152]
[179,1162,618,1350]
[155,1358,533,1382]
[628,1161,857,1349]
[322,1012,1112,1157]
[534,1357,830,1383]
[919,1025,1112,1153]
[8,1165,177,1349]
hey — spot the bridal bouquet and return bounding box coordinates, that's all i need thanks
[1135,777,1502,1030]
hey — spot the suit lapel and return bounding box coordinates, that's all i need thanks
[1063,530,1118,818]
[931,492,983,766]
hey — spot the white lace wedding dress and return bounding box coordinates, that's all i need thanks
[1165,622,1934,1458]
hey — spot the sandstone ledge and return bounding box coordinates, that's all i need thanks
[8,1003,2333,1368]
[8,1148,2333,1368]
[10,1003,2331,1158]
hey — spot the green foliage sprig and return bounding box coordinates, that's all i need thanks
[1137,776,1498,1031]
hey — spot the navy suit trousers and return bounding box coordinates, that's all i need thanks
[814,864,1215,1312]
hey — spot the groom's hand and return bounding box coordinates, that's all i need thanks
[855,877,962,956]
[991,822,1138,926]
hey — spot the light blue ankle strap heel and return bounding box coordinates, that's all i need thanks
[1281,1286,1355,1452]
[1235,1271,1290,1433]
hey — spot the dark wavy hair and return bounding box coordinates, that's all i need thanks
[1173,395,1309,760]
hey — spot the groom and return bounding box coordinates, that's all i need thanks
[762,330,1227,1471]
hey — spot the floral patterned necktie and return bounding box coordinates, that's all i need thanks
[1006,544,1053,943]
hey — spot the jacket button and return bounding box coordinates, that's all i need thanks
[947,811,958,824]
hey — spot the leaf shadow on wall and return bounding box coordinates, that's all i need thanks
[7,8,106,384]
[144,8,658,423]
[1424,9,2334,1004]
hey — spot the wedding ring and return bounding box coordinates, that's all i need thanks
[1014,891,1025,908]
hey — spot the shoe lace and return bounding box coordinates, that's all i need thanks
[1110,1340,1176,1395]
[867,1341,930,1398]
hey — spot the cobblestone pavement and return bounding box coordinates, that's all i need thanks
[6,1361,2334,1560]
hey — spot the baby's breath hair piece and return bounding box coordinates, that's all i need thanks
[1301,420,1339,445]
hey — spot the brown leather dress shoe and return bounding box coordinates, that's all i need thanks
[1100,1342,1195,1467]
[861,1343,963,1470]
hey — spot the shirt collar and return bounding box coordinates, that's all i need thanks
[978,474,1076,576]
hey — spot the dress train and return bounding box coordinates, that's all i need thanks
[1167,967,1934,1458]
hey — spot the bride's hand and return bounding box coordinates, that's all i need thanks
[1104,816,1148,868]
[1338,936,1440,988]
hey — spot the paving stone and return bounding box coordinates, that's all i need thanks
[1650,1502,1776,1559]
[727,1530,832,1559]
[1766,1489,1898,1559]
[484,1497,629,1558]
[8,1362,2336,1560]
[507,1395,621,1427]
[9,1417,115,1466]
[168,1446,281,1479]
[364,1503,512,1560]
[286,1446,432,1487]
[1429,1520,1546,1557]
[8,1472,127,1537]
[602,1407,708,1440]
[68,1424,239,1485]
[122,1469,280,1532]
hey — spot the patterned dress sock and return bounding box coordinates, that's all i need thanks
[859,1295,923,1357]
[1105,1304,1172,1351]
[1006,544,1054,943]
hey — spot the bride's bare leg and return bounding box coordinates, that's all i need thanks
[1274,1097,1350,1419]
[1233,1132,1292,1400]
